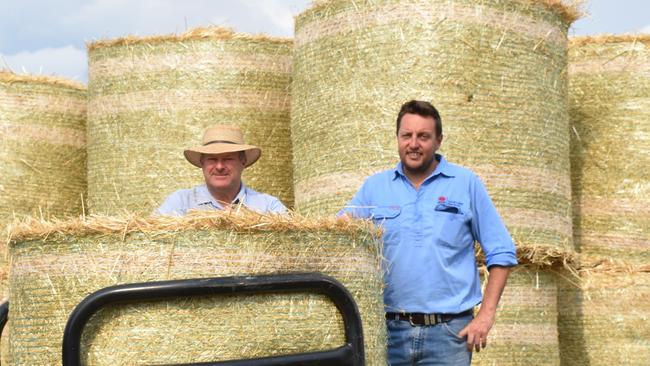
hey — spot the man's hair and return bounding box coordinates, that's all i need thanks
[396,100,442,137]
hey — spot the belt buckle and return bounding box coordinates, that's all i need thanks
[425,314,437,326]
[408,314,435,326]
[407,313,439,326]
[408,314,417,326]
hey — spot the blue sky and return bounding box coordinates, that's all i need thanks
[1,0,648,84]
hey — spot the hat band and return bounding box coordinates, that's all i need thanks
[204,140,237,146]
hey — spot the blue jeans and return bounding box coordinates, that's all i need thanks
[386,313,473,366]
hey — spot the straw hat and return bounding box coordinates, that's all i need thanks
[184,125,261,168]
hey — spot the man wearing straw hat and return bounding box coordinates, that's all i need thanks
[340,100,517,365]
[156,125,287,215]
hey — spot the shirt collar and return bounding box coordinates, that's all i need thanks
[196,183,247,208]
[393,154,455,181]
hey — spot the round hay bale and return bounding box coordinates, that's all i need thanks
[557,270,650,365]
[473,267,560,365]
[0,71,87,224]
[0,71,86,299]
[1,71,86,365]
[292,0,580,250]
[568,35,650,265]
[87,26,294,214]
[8,212,386,365]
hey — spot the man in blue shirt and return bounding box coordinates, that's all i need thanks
[156,125,287,215]
[340,100,517,365]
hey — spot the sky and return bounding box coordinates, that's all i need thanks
[1,0,648,84]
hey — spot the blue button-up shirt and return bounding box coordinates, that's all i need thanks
[340,155,517,314]
[156,183,287,216]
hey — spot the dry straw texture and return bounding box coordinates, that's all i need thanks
[568,35,650,265]
[562,35,650,365]
[557,270,650,365]
[292,0,579,251]
[474,267,561,365]
[86,26,294,214]
[7,211,386,365]
[0,71,86,297]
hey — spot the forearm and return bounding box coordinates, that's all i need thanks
[478,265,511,317]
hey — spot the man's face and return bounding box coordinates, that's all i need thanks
[201,151,246,193]
[397,113,442,174]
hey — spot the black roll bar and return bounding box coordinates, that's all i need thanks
[0,300,8,337]
[62,273,365,366]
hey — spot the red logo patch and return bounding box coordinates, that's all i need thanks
[438,196,446,202]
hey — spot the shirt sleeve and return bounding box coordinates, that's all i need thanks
[267,197,288,214]
[469,174,518,268]
[154,191,186,216]
[337,180,372,218]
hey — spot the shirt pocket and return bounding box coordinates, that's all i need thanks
[370,206,402,246]
[433,211,468,246]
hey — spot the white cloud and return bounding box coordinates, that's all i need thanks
[1,46,87,84]
[66,0,309,40]
[640,24,650,34]
[247,0,297,36]
[0,1,314,82]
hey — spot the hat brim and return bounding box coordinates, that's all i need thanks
[184,143,261,168]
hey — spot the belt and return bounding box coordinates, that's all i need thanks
[385,309,473,326]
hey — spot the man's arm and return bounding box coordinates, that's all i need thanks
[267,197,288,214]
[458,265,510,352]
[460,173,517,352]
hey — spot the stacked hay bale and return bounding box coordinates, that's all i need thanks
[7,212,386,365]
[568,35,649,264]
[0,71,87,224]
[558,35,650,366]
[0,71,86,365]
[477,267,561,365]
[474,241,580,365]
[292,0,578,251]
[87,27,294,214]
[293,1,579,364]
[0,71,87,297]
[558,270,650,365]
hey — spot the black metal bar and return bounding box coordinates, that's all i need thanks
[0,300,8,336]
[62,273,365,366]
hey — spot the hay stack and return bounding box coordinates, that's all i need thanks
[0,71,87,297]
[568,35,650,264]
[87,26,294,214]
[558,270,650,365]
[474,268,560,365]
[7,212,386,365]
[292,0,580,250]
[0,71,87,224]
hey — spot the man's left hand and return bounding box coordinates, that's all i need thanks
[457,310,495,352]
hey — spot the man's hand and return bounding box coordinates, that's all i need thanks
[458,310,495,352]
[457,265,511,352]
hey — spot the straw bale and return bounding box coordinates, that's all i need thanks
[0,71,87,296]
[292,0,578,250]
[86,26,294,214]
[474,267,561,365]
[557,271,650,365]
[568,35,650,265]
[7,211,386,365]
[0,71,87,222]
[0,71,86,365]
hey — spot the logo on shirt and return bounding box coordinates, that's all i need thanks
[435,196,463,214]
